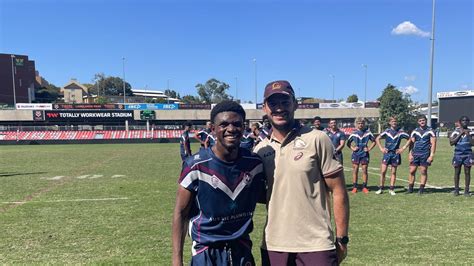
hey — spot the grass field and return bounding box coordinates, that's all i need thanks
[1,138,473,264]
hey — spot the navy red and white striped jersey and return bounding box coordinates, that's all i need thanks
[379,128,409,152]
[179,147,266,254]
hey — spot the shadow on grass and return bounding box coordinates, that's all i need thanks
[344,185,455,194]
[0,172,48,177]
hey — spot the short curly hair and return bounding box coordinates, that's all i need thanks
[210,100,246,123]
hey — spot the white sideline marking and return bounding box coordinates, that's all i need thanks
[343,167,446,189]
[111,175,126,178]
[40,176,65,180]
[76,175,90,179]
[2,197,129,204]
[89,175,103,179]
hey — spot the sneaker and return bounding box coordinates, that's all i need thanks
[464,191,471,197]
[417,190,424,196]
[351,188,358,194]
[452,190,460,196]
[406,187,414,194]
[362,187,369,194]
[389,190,396,196]
[375,189,383,195]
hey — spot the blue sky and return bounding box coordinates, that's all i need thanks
[0,0,472,103]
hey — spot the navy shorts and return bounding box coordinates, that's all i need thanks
[410,153,431,167]
[191,241,254,266]
[382,152,401,166]
[352,153,369,165]
[452,154,473,167]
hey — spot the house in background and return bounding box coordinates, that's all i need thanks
[61,78,89,103]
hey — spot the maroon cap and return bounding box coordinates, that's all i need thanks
[263,80,295,101]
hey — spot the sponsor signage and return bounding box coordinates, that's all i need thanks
[177,104,211,110]
[319,102,365,109]
[364,102,380,108]
[17,103,52,110]
[52,103,123,110]
[33,110,45,121]
[44,110,134,121]
[298,103,320,109]
[437,90,474,99]
[124,103,178,110]
[14,58,24,66]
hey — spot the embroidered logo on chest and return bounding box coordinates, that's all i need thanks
[294,152,304,161]
[243,172,254,186]
[211,175,219,188]
[294,138,307,150]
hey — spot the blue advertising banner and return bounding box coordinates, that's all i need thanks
[124,103,178,110]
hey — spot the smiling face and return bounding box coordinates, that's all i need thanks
[329,120,337,130]
[263,94,297,131]
[213,111,244,151]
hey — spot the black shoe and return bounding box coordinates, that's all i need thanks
[464,192,471,197]
[406,187,414,194]
[417,190,424,196]
[452,190,460,196]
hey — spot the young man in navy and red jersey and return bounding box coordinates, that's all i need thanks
[240,121,256,151]
[194,121,212,150]
[347,117,376,194]
[179,121,193,161]
[312,116,324,131]
[374,117,411,195]
[449,116,474,196]
[325,119,346,164]
[172,101,266,266]
[408,115,437,195]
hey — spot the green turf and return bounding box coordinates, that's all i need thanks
[0,139,473,264]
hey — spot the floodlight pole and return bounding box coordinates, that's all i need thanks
[122,57,126,104]
[362,64,368,103]
[253,58,257,104]
[427,0,436,127]
[11,55,17,106]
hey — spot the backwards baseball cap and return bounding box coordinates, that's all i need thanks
[263,80,295,101]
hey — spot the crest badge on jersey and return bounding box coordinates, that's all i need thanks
[211,175,219,188]
[243,172,254,186]
[294,138,307,150]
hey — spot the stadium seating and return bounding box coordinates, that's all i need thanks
[0,130,199,141]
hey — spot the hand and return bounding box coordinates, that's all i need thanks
[396,148,403,154]
[336,242,348,264]
[364,147,369,152]
[382,148,388,154]
[427,156,434,163]
[351,147,359,152]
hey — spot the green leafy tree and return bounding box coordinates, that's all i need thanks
[347,94,359,103]
[196,78,231,104]
[34,83,60,103]
[91,74,132,96]
[181,95,201,104]
[164,89,180,99]
[378,84,417,130]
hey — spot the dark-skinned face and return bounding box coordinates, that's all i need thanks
[460,117,470,129]
[213,111,244,150]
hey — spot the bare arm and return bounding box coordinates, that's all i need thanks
[397,138,411,154]
[367,139,377,152]
[325,170,349,264]
[194,132,204,145]
[375,135,386,153]
[428,135,437,162]
[336,139,345,153]
[172,186,193,266]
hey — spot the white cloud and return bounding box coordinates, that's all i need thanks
[404,75,416,82]
[391,21,430,38]
[399,85,419,95]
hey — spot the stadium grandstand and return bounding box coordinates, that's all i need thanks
[0,102,379,144]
